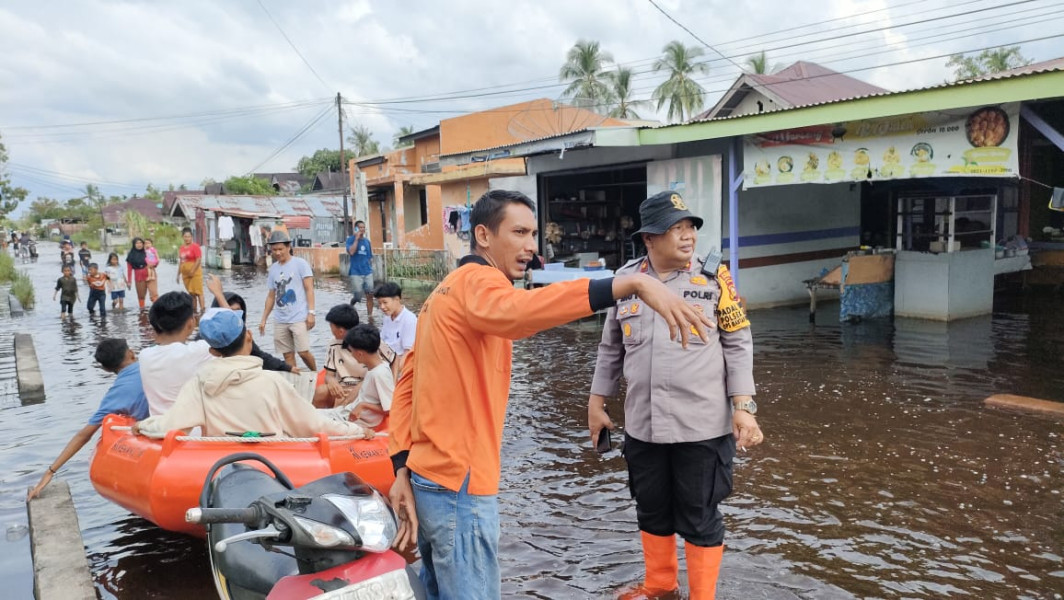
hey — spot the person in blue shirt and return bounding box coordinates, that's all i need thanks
[26,338,149,500]
[346,220,375,319]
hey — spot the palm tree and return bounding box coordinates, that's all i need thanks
[607,67,648,120]
[652,41,709,123]
[393,125,415,148]
[559,40,616,110]
[346,124,381,157]
[745,50,775,75]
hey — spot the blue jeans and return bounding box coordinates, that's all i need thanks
[410,471,500,600]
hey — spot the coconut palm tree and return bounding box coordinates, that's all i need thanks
[651,41,709,123]
[559,40,616,110]
[393,125,415,148]
[745,50,776,75]
[346,124,380,157]
[607,67,648,120]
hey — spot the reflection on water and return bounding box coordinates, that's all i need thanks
[1,244,1062,599]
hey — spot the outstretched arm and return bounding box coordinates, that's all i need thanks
[27,424,100,500]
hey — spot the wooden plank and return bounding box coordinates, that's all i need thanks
[984,394,1064,417]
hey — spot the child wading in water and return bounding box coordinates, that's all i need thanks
[85,262,109,317]
[105,252,128,311]
[54,265,79,320]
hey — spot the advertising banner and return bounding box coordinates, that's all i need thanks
[742,103,1019,189]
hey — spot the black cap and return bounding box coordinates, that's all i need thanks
[632,191,703,239]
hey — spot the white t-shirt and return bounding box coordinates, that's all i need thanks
[337,362,394,428]
[380,307,417,356]
[140,340,214,415]
[105,264,127,291]
[266,257,313,324]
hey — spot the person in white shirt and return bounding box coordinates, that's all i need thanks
[331,324,394,430]
[134,308,374,439]
[138,291,214,415]
[374,282,417,380]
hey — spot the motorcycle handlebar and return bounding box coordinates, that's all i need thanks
[186,506,262,525]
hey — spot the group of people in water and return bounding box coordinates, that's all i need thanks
[50,228,204,320]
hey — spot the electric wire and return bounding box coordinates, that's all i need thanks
[245,104,334,175]
[256,0,331,92]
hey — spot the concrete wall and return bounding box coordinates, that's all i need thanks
[674,139,860,307]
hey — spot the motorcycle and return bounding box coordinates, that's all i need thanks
[186,453,424,600]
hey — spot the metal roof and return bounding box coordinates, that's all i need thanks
[169,194,346,220]
[686,63,1064,127]
[639,65,1064,146]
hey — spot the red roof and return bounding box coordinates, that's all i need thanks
[699,61,889,120]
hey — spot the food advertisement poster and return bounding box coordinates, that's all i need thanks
[742,103,1019,189]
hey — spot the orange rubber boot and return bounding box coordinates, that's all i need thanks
[684,542,724,600]
[618,532,678,599]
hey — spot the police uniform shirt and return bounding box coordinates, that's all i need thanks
[590,255,755,444]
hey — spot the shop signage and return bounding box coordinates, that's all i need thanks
[742,103,1019,189]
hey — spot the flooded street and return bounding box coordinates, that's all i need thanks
[2,241,1062,599]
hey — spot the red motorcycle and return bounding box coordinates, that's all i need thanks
[187,453,424,600]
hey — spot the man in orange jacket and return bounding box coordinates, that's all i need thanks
[387,190,714,600]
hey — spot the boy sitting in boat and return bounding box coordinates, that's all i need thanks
[132,308,375,439]
[327,324,394,430]
[140,291,214,415]
[312,304,394,408]
[27,338,148,500]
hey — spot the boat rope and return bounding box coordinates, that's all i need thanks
[108,425,386,442]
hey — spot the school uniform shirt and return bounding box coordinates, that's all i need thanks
[324,339,396,385]
[139,340,214,415]
[388,255,616,495]
[266,257,313,324]
[88,363,149,426]
[380,306,418,356]
[590,255,755,445]
[137,355,368,438]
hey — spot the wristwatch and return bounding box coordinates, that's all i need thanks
[308,310,316,315]
[733,398,757,415]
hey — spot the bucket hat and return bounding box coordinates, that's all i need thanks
[632,191,703,239]
[267,230,292,245]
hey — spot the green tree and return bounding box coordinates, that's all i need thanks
[946,46,1032,81]
[607,67,648,119]
[223,175,276,195]
[559,39,616,110]
[296,148,349,178]
[143,183,163,202]
[393,126,415,148]
[0,133,29,219]
[346,124,381,157]
[744,50,776,75]
[652,41,710,123]
[27,197,62,223]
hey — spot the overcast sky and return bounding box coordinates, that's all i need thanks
[1,0,1061,213]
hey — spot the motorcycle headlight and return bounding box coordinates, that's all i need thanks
[323,492,398,553]
[292,516,356,548]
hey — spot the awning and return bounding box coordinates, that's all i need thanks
[207,207,280,219]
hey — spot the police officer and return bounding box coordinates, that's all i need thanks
[587,190,764,600]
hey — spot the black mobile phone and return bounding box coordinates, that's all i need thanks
[596,427,612,454]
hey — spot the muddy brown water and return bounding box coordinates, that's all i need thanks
[1,242,1061,599]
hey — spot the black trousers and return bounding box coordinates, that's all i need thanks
[623,433,735,547]
[87,289,107,315]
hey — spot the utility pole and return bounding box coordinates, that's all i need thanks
[337,92,352,239]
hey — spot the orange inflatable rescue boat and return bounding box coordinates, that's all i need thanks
[90,414,395,537]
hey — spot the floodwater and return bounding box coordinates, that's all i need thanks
[1,241,1062,599]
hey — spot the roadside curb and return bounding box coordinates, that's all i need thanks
[27,479,96,600]
[985,394,1064,417]
[15,333,45,404]
[8,291,24,315]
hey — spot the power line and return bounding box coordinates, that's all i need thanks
[245,104,334,175]
[256,0,331,92]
